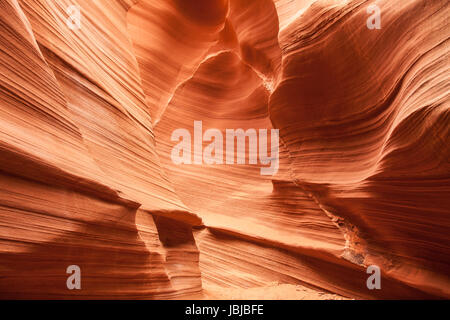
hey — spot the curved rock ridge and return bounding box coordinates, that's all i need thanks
[0,0,201,299]
[270,0,449,297]
[0,0,448,299]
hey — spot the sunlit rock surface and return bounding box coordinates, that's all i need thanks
[0,0,448,299]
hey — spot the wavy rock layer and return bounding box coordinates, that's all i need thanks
[0,0,448,299]
[270,0,450,297]
[0,0,201,299]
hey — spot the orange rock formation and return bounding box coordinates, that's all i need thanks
[0,0,448,299]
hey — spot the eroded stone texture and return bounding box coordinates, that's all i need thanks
[0,0,448,299]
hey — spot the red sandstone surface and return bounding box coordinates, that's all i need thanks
[0,0,448,299]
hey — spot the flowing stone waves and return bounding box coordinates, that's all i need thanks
[0,0,448,299]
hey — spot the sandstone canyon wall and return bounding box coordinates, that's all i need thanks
[0,0,448,299]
